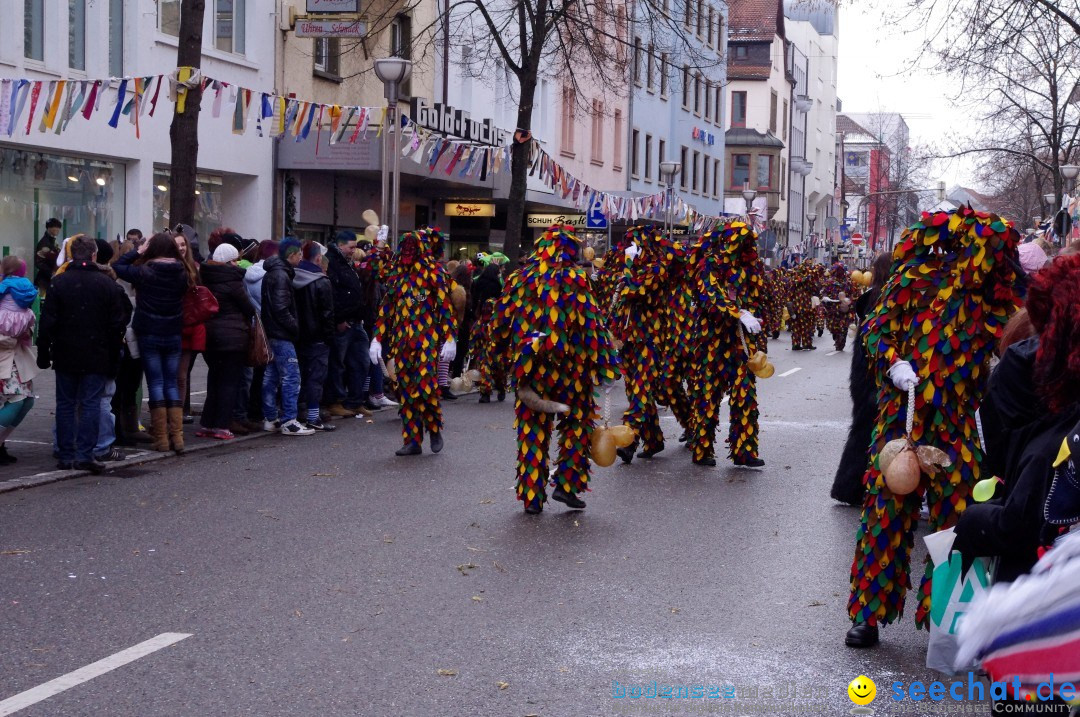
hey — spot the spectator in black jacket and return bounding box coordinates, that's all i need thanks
[198,244,256,440]
[37,235,131,474]
[261,238,313,436]
[324,230,373,418]
[294,242,336,432]
[33,218,63,293]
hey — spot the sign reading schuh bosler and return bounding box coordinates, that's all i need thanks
[527,214,588,227]
[410,99,511,147]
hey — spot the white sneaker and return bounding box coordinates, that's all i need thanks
[280,419,315,436]
[374,395,399,407]
[262,419,281,432]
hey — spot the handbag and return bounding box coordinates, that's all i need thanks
[183,285,219,326]
[246,314,273,367]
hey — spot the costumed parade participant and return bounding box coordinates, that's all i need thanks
[821,262,857,351]
[845,206,1023,649]
[658,245,696,444]
[760,267,785,342]
[488,225,620,514]
[470,299,506,403]
[787,260,823,351]
[369,228,457,456]
[604,225,679,464]
[686,220,769,468]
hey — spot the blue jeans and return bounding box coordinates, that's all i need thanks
[327,323,371,409]
[55,372,108,463]
[262,339,301,423]
[139,332,182,405]
[234,366,253,421]
[95,379,117,455]
[299,342,330,413]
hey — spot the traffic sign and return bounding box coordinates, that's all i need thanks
[586,200,608,229]
[850,232,864,245]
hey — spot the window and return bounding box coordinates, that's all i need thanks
[615,6,627,60]
[735,45,747,59]
[633,38,643,85]
[660,53,669,97]
[631,129,640,176]
[782,99,789,141]
[692,151,700,192]
[757,155,773,190]
[561,86,576,155]
[644,134,653,181]
[731,153,751,188]
[781,158,786,197]
[713,158,721,197]
[24,0,44,61]
[717,12,724,46]
[69,0,85,70]
[215,0,245,54]
[715,85,723,127]
[694,73,702,115]
[707,6,714,46]
[658,139,666,172]
[769,91,778,133]
[613,110,623,170]
[731,91,746,127]
[646,43,655,91]
[682,65,690,108]
[158,0,180,36]
[697,0,705,36]
[109,0,124,76]
[391,14,413,94]
[591,100,604,164]
[680,146,689,190]
[703,80,712,121]
[314,38,341,77]
[684,0,692,30]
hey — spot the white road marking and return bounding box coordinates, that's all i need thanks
[0,633,192,716]
[826,351,840,356]
[4,440,53,446]
[777,368,802,378]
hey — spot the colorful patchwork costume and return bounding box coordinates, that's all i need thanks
[371,228,457,455]
[470,299,506,402]
[489,225,620,513]
[847,207,1023,640]
[686,221,767,467]
[760,267,785,343]
[787,260,824,350]
[822,262,857,351]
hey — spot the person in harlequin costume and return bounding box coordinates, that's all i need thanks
[685,220,767,468]
[488,224,620,514]
[845,206,1024,649]
[821,262,857,351]
[470,299,506,403]
[760,267,785,342]
[369,228,458,456]
[657,245,696,444]
[787,260,824,350]
[603,225,680,464]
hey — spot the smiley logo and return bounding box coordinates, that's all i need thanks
[848,675,877,706]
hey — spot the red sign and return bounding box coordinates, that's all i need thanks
[850,232,864,245]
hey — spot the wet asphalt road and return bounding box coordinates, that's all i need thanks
[0,332,972,717]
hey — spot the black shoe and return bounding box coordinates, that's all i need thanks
[94,447,127,462]
[638,446,663,459]
[497,390,506,402]
[56,461,74,471]
[182,414,195,425]
[0,444,16,464]
[441,387,458,400]
[479,394,491,403]
[396,443,422,456]
[306,420,337,432]
[693,456,717,467]
[524,503,543,515]
[74,460,106,475]
[551,487,586,509]
[817,328,824,337]
[362,400,381,413]
[771,331,779,340]
[616,439,638,465]
[678,430,689,444]
[845,622,879,648]
[734,456,765,469]
[791,345,802,351]
[807,345,817,351]
[430,431,444,454]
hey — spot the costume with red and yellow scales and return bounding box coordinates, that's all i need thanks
[822,262,857,351]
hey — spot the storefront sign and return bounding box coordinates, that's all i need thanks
[527,214,587,227]
[410,98,511,147]
[692,127,716,146]
[307,0,359,12]
[295,19,366,37]
[444,203,495,217]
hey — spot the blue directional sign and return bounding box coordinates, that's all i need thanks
[586,201,608,229]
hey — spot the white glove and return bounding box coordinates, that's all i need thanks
[377,225,389,243]
[440,339,457,362]
[888,361,919,391]
[369,339,382,365]
[738,310,762,335]
[624,243,640,261]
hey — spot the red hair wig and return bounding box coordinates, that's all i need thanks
[1027,254,1080,412]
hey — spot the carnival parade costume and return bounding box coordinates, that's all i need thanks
[846,206,1023,646]
[686,221,767,468]
[489,225,620,513]
[470,299,506,402]
[787,261,824,350]
[760,268,785,342]
[822,262,857,351]
[370,228,457,455]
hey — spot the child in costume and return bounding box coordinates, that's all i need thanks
[369,228,457,456]
[686,221,767,468]
[845,206,1023,649]
[470,299,506,403]
[488,225,620,514]
[821,262,857,351]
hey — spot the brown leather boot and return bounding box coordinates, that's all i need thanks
[124,405,153,444]
[166,406,185,454]
[149,406,170,452]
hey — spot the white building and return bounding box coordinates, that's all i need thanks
[0,0,276,260]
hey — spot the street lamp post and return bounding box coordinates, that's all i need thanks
[806,211,817,260]
[374,57,413,251]
[659,161,680,242]
[742,183,756,225]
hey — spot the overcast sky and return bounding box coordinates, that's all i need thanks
[835,0,980,190]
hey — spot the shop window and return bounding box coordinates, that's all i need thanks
[158,0,181,36]
[152,168,223,244]
[25,0,44,61]
[215,0,246,54]
[731,153,750,188]
[69,0,86,70]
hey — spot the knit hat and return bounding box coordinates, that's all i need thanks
[212,244,240,263]
[279,237,302,259]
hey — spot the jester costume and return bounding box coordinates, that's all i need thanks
[603,226,680,463]
[489,225,620,514]
[760,268,785,342]
[846,206,1023,646]
[787,261,824,350]
[656,247,696,440]
[470,299,506,402]
[821,263,857,351]
[372,228,457,455]
[686,221,767,468]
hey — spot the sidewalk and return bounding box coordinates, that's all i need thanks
[1,361,278,493]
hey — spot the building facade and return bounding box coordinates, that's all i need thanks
[838,112,912,251]
[0,0,276,260]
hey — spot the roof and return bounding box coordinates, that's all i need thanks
[727,65,772,81]
[729,0,785,42]
[726,127,786,149]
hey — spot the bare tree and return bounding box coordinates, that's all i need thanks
[169,0,206,231]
